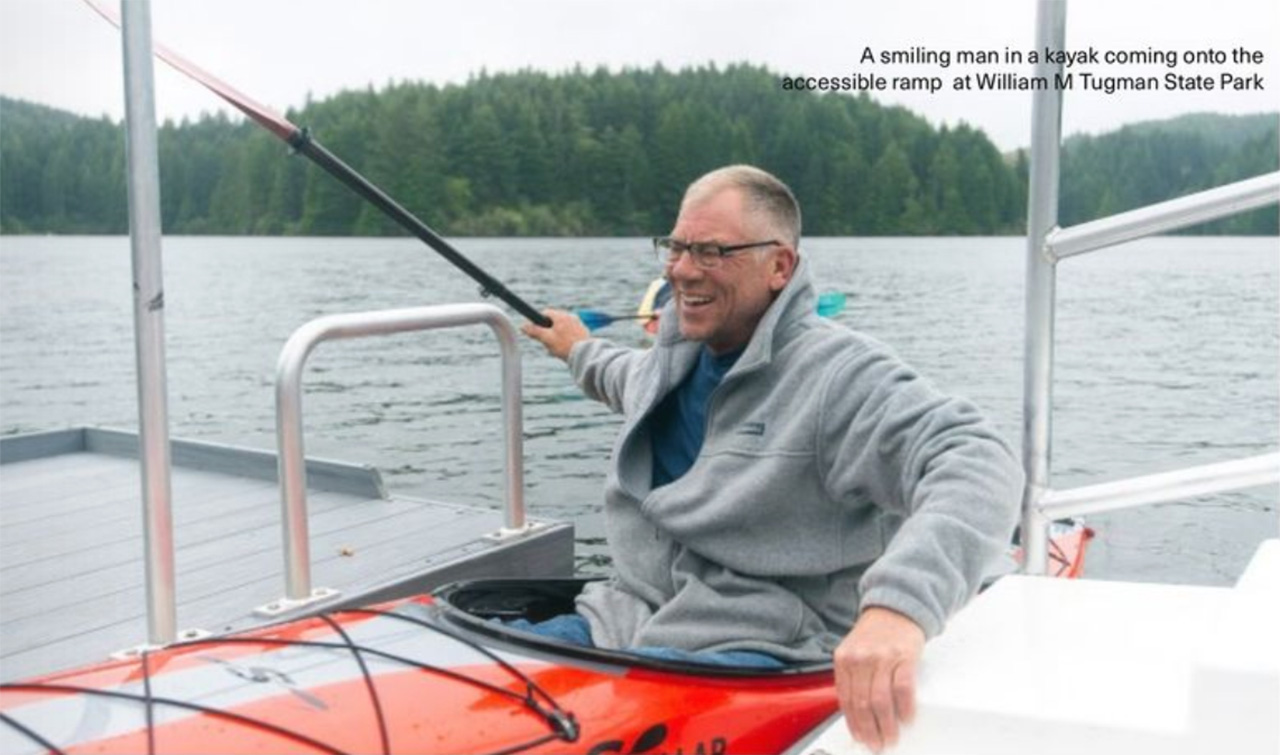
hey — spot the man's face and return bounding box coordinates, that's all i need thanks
[666,188,795,354]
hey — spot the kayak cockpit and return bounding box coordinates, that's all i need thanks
[430,577,837,678]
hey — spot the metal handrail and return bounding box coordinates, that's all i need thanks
[271,303,526,608]
[1046,172,1280,262]
[1040,453,1280,520]
[1020,0,1280,575]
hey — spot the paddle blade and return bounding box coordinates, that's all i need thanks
[81,0,299,142]
[576,309,614,331]
[816,291,847,318]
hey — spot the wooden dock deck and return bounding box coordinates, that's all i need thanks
[0,427,573,682]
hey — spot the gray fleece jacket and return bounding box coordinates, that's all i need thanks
[568,257,1022,663]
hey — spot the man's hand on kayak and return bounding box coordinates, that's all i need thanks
[834,606,926,752]
[521,308,590,361]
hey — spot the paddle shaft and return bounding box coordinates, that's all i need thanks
[598,313,657,321]
[576,310,656,330]
[291,133,550,325]
[83,0,551,328]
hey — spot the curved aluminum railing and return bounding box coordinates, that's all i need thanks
[271,303,526,608]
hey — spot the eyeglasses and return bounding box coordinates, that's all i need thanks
[653,237,781,269]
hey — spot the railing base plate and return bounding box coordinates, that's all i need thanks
[111,628,213,660]
[484,520,550,542]
[253,587,341,618]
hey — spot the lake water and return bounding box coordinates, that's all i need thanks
[1,235,1276,584]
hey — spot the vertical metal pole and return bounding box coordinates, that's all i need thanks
[492,314,527,532]
[121,0,177,642]
[1021,0,1068,575]
[275,328,317,602]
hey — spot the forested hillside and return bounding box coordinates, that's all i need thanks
[1060,113,1277,234]
[1,65,1275,236]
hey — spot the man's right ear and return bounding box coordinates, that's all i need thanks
[768,246,798,292]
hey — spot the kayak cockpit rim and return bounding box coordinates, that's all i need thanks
[429,577,837,679]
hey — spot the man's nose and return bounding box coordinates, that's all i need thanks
[668,249,703,279]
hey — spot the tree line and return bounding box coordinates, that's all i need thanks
[1,64,1275,236]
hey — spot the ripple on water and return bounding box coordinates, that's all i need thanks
[2,236,1275,585]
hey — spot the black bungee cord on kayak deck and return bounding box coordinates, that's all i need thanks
[0,682,347,755]
[0,606,579,755]
[346,606,581,747]
[0,711,62,755]
[141,649,157,755]
[316,613,391,755]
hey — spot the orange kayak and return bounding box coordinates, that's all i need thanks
[0,584,835,754]
[1,525,1092,754]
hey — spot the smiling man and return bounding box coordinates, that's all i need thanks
[522,165,1021,752]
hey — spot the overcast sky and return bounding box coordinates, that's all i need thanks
[2,0,1276,152]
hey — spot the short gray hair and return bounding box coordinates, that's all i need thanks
[683,165,802,248]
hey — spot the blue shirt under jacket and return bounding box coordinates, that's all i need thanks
[650,346,743,488]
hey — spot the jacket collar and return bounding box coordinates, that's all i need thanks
[655,255,817,374]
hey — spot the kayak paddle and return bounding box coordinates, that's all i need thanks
[576,290,848,331]
[82,0,551,328]
[575,311,658,330]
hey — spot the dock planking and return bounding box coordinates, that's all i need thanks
[0,428,573,682]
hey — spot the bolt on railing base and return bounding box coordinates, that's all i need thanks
[484,520,551,542]
[111,627,213,660]
[253,587,341,618]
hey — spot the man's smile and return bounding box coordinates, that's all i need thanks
[678,291,714,310]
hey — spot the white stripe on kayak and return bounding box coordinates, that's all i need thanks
[1,607,561,752]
